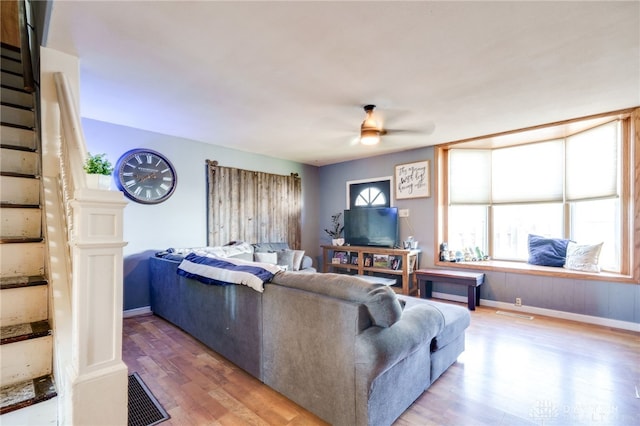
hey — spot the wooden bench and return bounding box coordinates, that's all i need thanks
[415,269,485,310]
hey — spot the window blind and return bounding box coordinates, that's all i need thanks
[566,121,619,201]
[492,140,564,203]
[449,149,491,204]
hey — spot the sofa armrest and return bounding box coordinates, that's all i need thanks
[355,304,444,378]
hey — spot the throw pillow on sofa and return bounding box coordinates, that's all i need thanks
[254,252,278,264]
[291,250,305,271]
[527,234,570,267]
[276,250,296,270]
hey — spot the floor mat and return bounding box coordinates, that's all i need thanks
[128,373,169,426]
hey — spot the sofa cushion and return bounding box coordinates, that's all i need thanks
[291,250,306,271]
[253,242,290,253]
[397,296,470,350]
[254,252,278,264]
[270,272,403,327]
[276,249,296,270]
[228,252,254,261]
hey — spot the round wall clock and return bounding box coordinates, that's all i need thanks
[115,149,177,204]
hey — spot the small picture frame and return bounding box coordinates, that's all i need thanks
[333,251,348,264]
[390,256,402,270]
[363,254,373,267]
[395,160,430,199]
[373,254,389,268]
[350,253,359,265]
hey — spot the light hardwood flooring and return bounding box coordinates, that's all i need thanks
[122,303,640,425]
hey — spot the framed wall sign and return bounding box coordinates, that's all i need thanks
[394,160,430,199]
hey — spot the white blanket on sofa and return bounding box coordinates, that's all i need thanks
[177,252,282,292]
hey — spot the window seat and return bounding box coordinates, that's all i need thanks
[434,260,638,284]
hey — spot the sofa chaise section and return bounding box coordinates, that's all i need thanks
[263,272,451,426]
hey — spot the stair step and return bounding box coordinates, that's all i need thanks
[0,284,47,327]
[0,126,35,150]
[1,207,42,239]
[0,203,39,208]
[0,105,34,129]
[0,45,22,62]
[0,237,43,244]
[0,374,56,415]
[0,55,23,74]
[0,241,45,279]
[0,336,53,388]
[0,86,32,109]
[0,394,56,424]
[0,143,36,152]
[0,171,37,179]
[0,275,47,290]
[1,320,50,345]
[0,175,39,205]
[0,148,39,176]
[0,71,25,92]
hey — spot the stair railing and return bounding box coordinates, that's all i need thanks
[41,65,128,424]
[53,72,88,241]
[17,0,35,92]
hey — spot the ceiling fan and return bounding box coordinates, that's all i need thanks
[359,104,386,145]
[358,104,431,145]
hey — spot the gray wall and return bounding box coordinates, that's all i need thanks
[318,148,436,265]
[82,118,320,310]
[318,147,640,325]
[83,116,639,325]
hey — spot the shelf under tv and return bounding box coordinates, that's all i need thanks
[321,245,421,296]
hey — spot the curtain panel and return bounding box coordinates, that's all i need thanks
[206,161,301,248]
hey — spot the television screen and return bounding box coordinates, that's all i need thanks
[343,207,399,248]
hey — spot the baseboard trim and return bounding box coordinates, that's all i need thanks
[123,306,152,318]
[431,292,640,333]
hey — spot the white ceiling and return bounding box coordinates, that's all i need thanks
[45,1,640,166]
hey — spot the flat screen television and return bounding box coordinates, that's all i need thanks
[343,207,399,248]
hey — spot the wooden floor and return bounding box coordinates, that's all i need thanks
[122,303,640,425]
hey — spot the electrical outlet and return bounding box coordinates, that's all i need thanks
[399,209,409,217]
[515,297,522,307]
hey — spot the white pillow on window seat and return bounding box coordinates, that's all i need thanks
[563,241,603,273]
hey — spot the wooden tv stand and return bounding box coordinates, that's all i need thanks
[321,245,421,295]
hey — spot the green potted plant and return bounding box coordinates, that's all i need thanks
[324,212,345,246]
[83,152,114,189]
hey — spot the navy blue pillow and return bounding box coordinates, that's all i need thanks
[527,234,569,267]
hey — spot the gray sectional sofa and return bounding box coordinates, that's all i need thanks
[149,255,470,426]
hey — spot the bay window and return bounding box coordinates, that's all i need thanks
[437,109,638,280]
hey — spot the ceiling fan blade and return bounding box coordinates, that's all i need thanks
[385,122,436,136]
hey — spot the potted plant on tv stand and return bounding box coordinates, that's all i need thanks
[325,212,344,246]
[83,152,114,190]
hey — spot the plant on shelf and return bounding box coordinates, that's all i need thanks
[325,212,345,245]
[83,152,113,189]
[83,152,114,175]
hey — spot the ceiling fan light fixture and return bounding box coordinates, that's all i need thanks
[360,104,382,145]
[360,128,381,145]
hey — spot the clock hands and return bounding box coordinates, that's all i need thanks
[116,149,176,204]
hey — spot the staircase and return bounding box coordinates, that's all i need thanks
[0,43,56,415]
